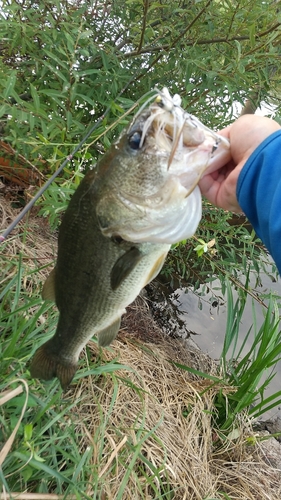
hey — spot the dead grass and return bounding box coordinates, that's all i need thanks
[1,193,281,499]
[63,325,281,500]
[0,191,56,296]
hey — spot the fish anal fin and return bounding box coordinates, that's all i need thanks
[144,252,168,285]
[111,247,143,290]
[98,317,121,347]
[29,341,77,390]
[42,268,56,302]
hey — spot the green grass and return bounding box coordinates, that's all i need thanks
[0,240,174,498]
[172,279,281,436]
[219,281,281,424]
[2,219,281,497]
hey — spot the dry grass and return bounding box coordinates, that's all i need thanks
[0,194,56,249]
[1,194,281,499]
[62,325,281,500]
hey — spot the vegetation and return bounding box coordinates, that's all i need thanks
[1,232,281,498]
[1,0,281,498]
[174,282,281,433]
[1,0,281,167]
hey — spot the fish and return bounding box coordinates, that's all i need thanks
[29,87,230,389]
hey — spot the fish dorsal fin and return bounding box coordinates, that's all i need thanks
[98,317,121,347]
[42,268,56,301]
[111,247,143,290]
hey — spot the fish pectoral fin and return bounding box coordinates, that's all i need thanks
[98,317,121,347]
[29,340,77,390]
[111,247,143,290]
[42,268,56,302]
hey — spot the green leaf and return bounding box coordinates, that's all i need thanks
[2,71,17,99]
[14,452,70,482]
[41,60,68,83]
[24,423,33,441]
[30,84,40,111]
[20,465,34,482]
[79,30,94,39]
[249,24,256,48]
[66,110,72,131]
[29,112,35,131]
[33,451,45,463]
[39,89,67,97]
[43,48,69,70]
[101,50,109,71]
[64,32,75,53]
[0,104,10,117]
[75,68,101,77]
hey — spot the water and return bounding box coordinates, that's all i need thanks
[170,267,281,422]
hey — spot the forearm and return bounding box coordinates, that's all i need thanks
[237,130,281,274]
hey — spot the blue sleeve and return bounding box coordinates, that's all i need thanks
[237,130,281,274]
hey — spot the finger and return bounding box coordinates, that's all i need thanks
[199,174,221,205]
[199,162,243,212]
[217,124,232,139]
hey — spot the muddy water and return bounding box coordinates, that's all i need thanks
[170,265,281,422]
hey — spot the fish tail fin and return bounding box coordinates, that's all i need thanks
[98,317,121,347]
[29,341,77,390]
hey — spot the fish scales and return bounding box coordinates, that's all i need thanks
[29,88,230,388]
[30,158,169,388]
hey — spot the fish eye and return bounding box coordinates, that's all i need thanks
[128,131,142,150]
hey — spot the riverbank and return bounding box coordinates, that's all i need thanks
[1,192,281,498]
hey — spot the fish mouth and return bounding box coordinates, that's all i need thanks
[99,88,230,245]
[143,87,230,192]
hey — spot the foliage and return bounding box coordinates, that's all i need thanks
[217,282,281,428]
[0,0,281,171]
[164,206,281,434]
[173,281,281,436]
[0,247,135,498]
[1,0,281,497]
[162,205,279,302]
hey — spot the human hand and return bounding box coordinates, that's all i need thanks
[199,115,281,212]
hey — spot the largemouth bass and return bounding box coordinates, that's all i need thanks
[30,88,230,389]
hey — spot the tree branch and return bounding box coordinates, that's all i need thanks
[136,0,149,54]
[119,21,281,59]
[170,0,214,50]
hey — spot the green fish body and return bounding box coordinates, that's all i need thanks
[30,88,230,388]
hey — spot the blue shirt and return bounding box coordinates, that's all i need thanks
[237,130,281,274]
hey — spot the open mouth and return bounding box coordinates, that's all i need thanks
[141,88,229,156]
[138,88,212,173]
